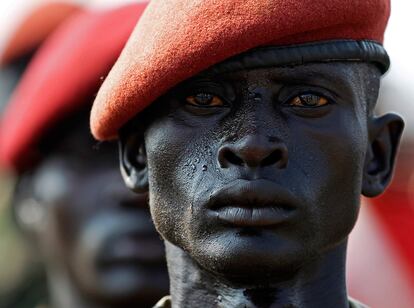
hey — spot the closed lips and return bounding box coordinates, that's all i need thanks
[207,179,299,227]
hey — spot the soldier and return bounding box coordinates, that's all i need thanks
[90,0,404,307]
[0,4,168,308]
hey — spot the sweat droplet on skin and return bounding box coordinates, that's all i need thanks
[205,146,213,156]
[202,165,207,171]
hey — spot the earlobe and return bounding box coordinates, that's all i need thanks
[362,113,404,197]
[119,132,149,193]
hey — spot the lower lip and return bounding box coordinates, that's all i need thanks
[213,206,295,227]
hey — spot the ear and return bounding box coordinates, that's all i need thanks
[119,129,149,193]
[362,113,404,197]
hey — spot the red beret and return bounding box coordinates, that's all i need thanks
[0,3,148,172]
[90,0,391,141]
[0,2,82,66]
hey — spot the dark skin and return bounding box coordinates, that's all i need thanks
[120,62,404,308]
[14,113,169,308]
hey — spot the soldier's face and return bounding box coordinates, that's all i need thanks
[121,62,401,279]
[17,120,168,307]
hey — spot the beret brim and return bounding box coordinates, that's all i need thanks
[208,40,389,76]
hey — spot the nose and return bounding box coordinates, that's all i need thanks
[218,135,288,169]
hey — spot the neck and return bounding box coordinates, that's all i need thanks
[165,241,350,308]
[46,265,97,308]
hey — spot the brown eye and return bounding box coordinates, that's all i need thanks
[186,93,224,107]
[288,94,329,107]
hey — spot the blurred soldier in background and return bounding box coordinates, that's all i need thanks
[0,3,82,307]
[0,3,168,308]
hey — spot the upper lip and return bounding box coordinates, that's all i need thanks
[207,179,299,211]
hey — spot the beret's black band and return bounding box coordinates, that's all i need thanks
[209,40,390,75]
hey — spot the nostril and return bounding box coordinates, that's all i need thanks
[261,151,282,167]
[218,140,288,169]
[225,150,244,166]
[219,147,245,167]
[260,148,288,168]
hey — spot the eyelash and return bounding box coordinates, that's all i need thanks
[186,93,226,107]
[184,88,228,105]
[282,90,335,107]
[181,84,336,109]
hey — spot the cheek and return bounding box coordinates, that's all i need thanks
[145,118,216,244]
[34,166,103,253]
[31,169,77,258]
[290,110,368,244]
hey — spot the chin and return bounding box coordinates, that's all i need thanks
[190,230,309,281]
